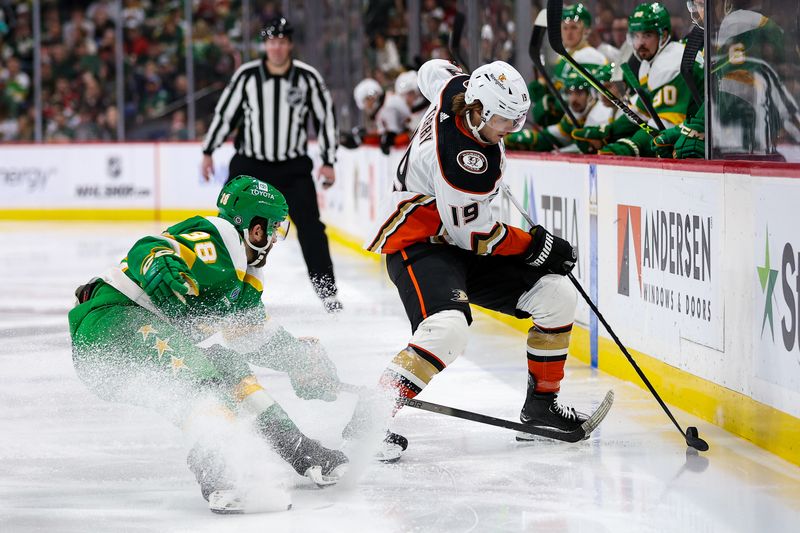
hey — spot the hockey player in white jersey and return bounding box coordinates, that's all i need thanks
[364,59,595,459]
[353,77,413,154]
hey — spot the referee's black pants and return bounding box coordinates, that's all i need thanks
[227,153,337,298]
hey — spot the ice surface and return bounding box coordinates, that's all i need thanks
[1,221,799,532]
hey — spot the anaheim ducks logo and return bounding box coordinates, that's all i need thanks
[450,289,469,303]
[457,150,488,174]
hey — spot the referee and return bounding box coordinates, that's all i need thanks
[201,17,342,313]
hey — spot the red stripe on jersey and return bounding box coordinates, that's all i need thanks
[527,359,566,393]
[380,202,442,254]
[401,249,428,319]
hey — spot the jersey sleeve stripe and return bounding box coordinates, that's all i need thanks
[367,194,436,252]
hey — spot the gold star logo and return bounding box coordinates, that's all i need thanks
[498,73,507,82]
[137,324,157,342]
[152,337,173,361]
[170,355,188,375]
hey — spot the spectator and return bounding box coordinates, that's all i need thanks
[372,32,402,75]
[611,17,628,49]
[1,56,30,114]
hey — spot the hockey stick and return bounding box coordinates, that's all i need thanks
[340,383,613,443]
[449,11,469,72]
[400,393,613,443]
[681,25,705,107]
[621,59,666,131]
[499,182,709,452]
[530,9,579,126]
[546,0,658,138]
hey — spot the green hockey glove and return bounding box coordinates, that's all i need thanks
[600,129,655,157]
[142,251,198,313]
[504,129,535,150]
[288,337,341,402]
[653,126,681,158]
[571,125,610,153]
[673,114,705,159]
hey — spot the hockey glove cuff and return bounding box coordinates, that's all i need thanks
[141,251,198,313]
[524,226,576,275]
[653,126,681,158]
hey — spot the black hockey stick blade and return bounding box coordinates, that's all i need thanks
[681,25,705,107]
[546,0,658,138]
[685,426,709,451]
[449,11,469,72]
[529,9,579,126]
[400,391,614,443]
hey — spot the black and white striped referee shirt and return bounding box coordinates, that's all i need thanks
[202,59,338,166]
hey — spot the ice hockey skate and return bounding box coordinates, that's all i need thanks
[516,376,613,442]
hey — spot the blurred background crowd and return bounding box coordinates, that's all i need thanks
[0,0,798,161]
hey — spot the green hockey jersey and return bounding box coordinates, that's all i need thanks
[632,40,704,128]
[109,215,264,321]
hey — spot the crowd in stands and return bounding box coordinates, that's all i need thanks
[0,0,271,142]
[3,1,793,160]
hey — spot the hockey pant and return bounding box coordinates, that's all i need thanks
[381,242,577,399]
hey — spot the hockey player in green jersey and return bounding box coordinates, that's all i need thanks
[528,3,608,127]
[68,175,348,514]
[653,0,706,159]
[571,2,704,157]
[505,65,615,152]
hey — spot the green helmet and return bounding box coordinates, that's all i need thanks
[562,3,592,28]
[628,2,671,35]
[217,175,289,237]
[563,64,612,92]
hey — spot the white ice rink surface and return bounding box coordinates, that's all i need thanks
[1,221,799,533]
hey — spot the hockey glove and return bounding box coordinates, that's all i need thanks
[673,114,705,159]
[504,129,535,150]
[599,138,640,156]
[288,337,341,402]
[379,131,397,155]
[571,124,611,154]
[524,226,576,275]
[339,127,365,149]
[257,404,348,486]
[652,126,681,158]
[142,251,198,314]
[601,128,656,158]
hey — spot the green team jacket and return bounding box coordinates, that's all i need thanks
[599,41,704,156]
[69,215,265,338]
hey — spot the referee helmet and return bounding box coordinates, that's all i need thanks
[261,17,294,40]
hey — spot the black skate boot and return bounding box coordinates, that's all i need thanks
[517,375,588,441]
[377,431,408,463]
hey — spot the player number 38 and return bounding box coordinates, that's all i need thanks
[180,231,218,264]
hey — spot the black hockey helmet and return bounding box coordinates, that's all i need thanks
[261,17,294,40]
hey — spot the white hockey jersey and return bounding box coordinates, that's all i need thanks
[365,59,532,257]
[376,92,412,134]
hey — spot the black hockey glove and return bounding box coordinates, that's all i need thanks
[524,225,576,275]
[379,131,397,155]
[339,127,365,149]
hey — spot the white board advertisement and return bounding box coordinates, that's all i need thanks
[157,143,235,210]
[503,157,591,326]
[0,144,155,208]
[597,165,724,353]
[753,180,800,396]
